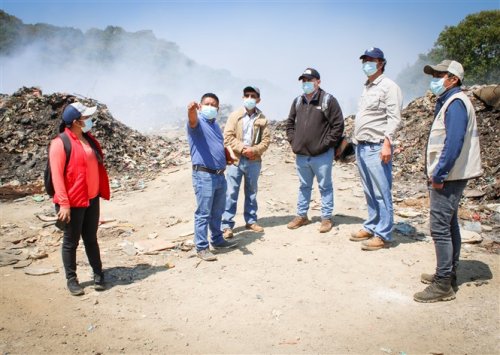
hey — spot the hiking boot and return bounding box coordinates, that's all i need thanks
[94,273,106,291]
[414,277,456,303]
[223,228,234,239]
[287,216,310,230]
[349,229,373,241]
[67,277,84,296]
[319,219,333,233]
[212,239,238,250]
[197,249,217,261]
[361,236,390,251]
[246,223,264,232]
[421,272,458,291]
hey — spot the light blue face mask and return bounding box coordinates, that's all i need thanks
[362,61,378,76]
[302,82,315,95]
[81,118,93,133]
[429,77,446,96]
[243,98,257,110]
[200,105,218,120]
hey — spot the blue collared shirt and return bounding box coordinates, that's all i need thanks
[187,115,226,170]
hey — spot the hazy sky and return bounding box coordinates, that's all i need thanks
[1,0,498,127]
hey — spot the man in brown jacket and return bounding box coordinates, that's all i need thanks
[222,86,270,238]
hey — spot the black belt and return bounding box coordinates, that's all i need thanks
[193,165,225,175]
[357,139,384,145]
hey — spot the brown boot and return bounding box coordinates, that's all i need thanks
[421,271,458,291]
[349,229,373,241]
[414,277,456,303]
[361,236,390,251]
[319,219,333,233]
[223,228,234,239]
[245,223,264,232]
[287,216,310,230]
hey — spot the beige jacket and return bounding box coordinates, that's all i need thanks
[224,107,270,165]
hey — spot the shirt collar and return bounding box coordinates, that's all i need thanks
[437,86,461,104]
[302,88,322,102]
[243,107,260,119]
[365,74,385,87]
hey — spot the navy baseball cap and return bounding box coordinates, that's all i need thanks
[298,68,320,80]
[360,47,385,60]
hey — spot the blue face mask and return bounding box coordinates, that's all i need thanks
[302,82,315,95]
[362,61,378,76]
[243,98,257,110]
[81,118,93,133]
[429,77,446,96]
[200,105,218,120]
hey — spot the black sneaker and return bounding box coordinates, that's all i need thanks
[67,277,84,296]
[212,239,238,250]
[94,273,106,291]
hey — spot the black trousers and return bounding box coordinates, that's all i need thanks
[58,196,102,280]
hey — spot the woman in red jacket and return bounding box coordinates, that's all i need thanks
[49,102,110,296]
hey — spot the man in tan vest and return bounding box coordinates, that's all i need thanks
[414,60,482,303]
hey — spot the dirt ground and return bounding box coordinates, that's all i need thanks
[0,142,498,355]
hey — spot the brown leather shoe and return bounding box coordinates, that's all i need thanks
[361,236,390,251]
[319,219,333,233]
[287,216,310,229]
[349,229,373,241]
[245,223,264,232]
[223,228,234,239]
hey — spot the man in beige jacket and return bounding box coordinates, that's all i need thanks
[222,86,270,238]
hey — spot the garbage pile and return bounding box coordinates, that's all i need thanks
[0,87,188,199]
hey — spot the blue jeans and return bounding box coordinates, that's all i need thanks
[295,148,334,219]
[222,157,262,229]
[192,170,227,251]
[355,143,393,242]
[429,180,467,278]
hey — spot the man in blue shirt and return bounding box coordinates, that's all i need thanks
[187,93,237,261]
[414,60,482,302]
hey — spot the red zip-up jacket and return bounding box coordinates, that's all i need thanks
[49,128,110,208]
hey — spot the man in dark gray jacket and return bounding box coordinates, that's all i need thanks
[286,68,344,233]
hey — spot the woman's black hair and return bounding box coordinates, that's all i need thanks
[58,121,67,133]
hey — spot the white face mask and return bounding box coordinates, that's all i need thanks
[302,82,315,94]
[362,61,378,76]
[81,118,93,133]
[200,105,218,120]
[243,98,257,110]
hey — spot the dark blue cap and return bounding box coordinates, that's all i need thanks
[62,105,82,124]
[360,47,385,60]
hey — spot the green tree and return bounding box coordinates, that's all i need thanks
[430,10,500,84]
[397,10,500,102]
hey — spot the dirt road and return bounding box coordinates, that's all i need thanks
[1,144,498,354]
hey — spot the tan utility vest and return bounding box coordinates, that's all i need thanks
[426,91,483,181]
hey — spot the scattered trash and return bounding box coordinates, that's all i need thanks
[394,222,417,236]
[395,209,422,218]
[461,230,483,244]
[24,266,58,276]
[462,221,482,233]
[134,239,177,254]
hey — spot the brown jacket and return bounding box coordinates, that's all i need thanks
[224,107,270,165]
